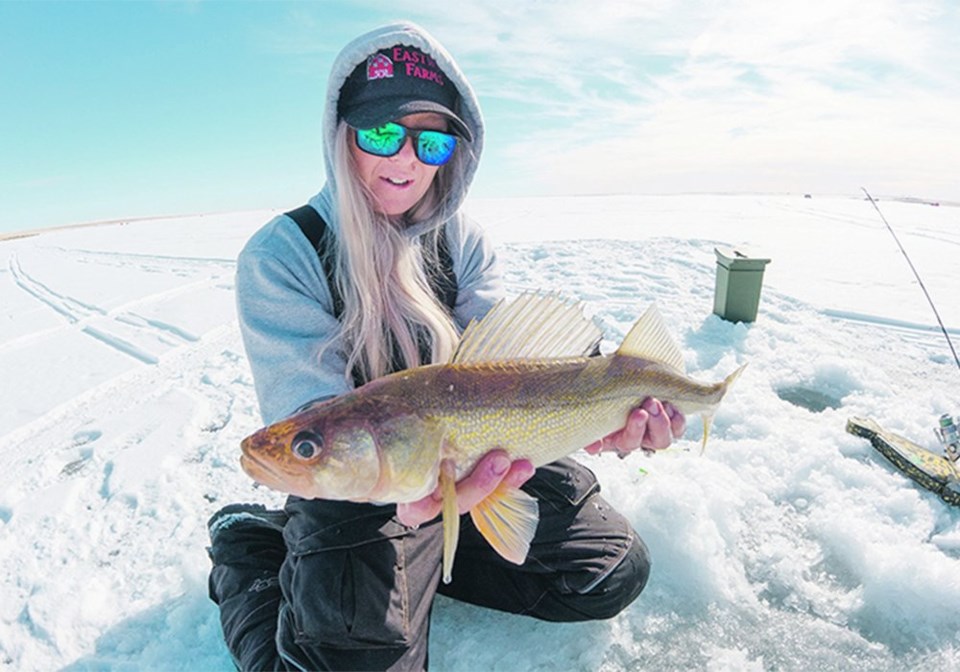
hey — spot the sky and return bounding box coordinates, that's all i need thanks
[1,0,959,233]
[2,194,960,669]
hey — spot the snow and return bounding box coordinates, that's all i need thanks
[1,194,959,670]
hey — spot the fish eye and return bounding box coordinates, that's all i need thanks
[291,431,323,460]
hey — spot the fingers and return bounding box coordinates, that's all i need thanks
[454,450,535,513]
[583,398,689,457]
[664,401,686,439]
[615,408,646,451]
[396,450,536,527]
[453,450,508,513]
[502,458,537,489]
[584,410,646,455]
[638,398,672,451]
[583,437,603,455]
[584,411,647,456]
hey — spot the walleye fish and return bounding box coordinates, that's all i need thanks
[240,293,744,582]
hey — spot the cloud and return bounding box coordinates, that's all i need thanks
[433,0,960,199]
[247,0,960,199]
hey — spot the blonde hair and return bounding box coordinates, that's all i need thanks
[330,121,464,384]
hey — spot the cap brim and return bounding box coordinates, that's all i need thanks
[343,98,473,142]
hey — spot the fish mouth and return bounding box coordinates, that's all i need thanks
[240,434,317,499]
[240,437,290,491]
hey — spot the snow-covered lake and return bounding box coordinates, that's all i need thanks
[2,194,959,670]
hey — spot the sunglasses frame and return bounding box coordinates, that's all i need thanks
[354,122,459,166]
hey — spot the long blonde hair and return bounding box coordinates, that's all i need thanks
[331,121,463,384]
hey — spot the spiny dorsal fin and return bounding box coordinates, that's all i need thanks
[617,304,685,372]
[453,292,602,364]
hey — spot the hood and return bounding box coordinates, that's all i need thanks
[310,21,484,239]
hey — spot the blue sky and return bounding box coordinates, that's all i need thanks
[2,0,959,233]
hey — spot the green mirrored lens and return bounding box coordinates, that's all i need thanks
[416,131,457,166]
[355,123,458,166]
[356,123,406,157]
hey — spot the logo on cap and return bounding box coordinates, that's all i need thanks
[366,54,394,81]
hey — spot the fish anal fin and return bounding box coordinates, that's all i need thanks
[439,460,460,584]
[617,304,685,372]
[469,483,540,566]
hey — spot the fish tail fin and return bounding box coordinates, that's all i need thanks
[469,483,540,567]
[700,363,747,454]
[440,460,460,584]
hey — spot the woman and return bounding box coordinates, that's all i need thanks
[208,21,685,671]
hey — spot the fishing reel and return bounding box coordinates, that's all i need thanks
[936,414,960,462]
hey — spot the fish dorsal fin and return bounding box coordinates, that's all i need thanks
[617,304,685,372]
[453,292,602,364]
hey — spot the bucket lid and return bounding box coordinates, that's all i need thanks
[715,246,771,270]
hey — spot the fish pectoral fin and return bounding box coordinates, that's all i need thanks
[469,484,540,566]
[439,460,460,584]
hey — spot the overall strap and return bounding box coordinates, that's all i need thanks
[431,231,458,312]
[285,205,344,317]
[285,205,458,317]
[284,205,458,385]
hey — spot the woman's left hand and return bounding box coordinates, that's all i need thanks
[584,397,685,457]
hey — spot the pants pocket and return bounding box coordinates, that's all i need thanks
[282,540,411,649]
[523,458,636,595]
[280,499,441,651]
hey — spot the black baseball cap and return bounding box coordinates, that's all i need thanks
[337,45,473,142]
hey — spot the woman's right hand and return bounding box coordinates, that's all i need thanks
[396,450,535,528]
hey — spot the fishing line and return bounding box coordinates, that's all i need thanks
[861,186,960,373]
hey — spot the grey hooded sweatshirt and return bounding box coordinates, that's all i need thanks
[236,22,504,425]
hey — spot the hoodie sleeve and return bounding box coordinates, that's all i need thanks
[236,216,352,425]
[447,214,505,328]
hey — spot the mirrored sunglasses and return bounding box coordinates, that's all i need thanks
[354,122,459,166]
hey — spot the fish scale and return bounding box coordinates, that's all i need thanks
[379,356,732,477]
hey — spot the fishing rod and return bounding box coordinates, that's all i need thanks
[856,189,960,481]
[861,187,960,374]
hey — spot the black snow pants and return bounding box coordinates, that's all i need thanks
[207,458,651,671]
